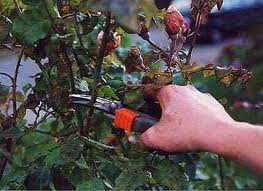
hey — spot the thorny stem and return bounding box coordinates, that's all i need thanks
[85,12,111,130]
[12,47,24,119]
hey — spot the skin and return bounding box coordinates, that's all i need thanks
[141,85,263,174]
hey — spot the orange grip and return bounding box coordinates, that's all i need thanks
[114,108,140,133]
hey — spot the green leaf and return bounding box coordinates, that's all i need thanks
[86,0,139,33]
[0,83,9,101]
[0,19,9,43]
[44,149,64,165]
[138,0,159,26]
[152,160,186,189]
[100,162,121,184]
[98,85,119,100]
[77,79,90,92]
[69,0,81,7]
[203,64,215,78]
[181,63,201,74]
[15,91,24,102]
[17,108,26,120]
[12,8,52,45]
[20,132,49,146]
[124,89,145,110]
[108,80,123,89]
[25,167,51,190]
[76,178,105,191]
[74,154,89,170]
[21,0,41,6]
[215,66,236,87]
[115,170,148,190]
[143,50,159,67]
[22,83,32,94]
[60,139,84,163]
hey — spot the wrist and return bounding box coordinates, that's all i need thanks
[197,118,238,155]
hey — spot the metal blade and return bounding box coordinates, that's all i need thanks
[69,94,123,115]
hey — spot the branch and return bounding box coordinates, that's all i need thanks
[12,47,24,119]
[85,12,111,129]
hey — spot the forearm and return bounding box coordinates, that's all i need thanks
[201,120,263,172]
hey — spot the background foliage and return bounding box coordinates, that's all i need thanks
[0,0,262,190]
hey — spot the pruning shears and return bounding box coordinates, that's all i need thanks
[69,94,159,133]
[69,94,197,175]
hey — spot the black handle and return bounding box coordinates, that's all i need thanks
[132,113,159,133]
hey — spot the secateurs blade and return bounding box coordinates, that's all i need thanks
[69,94,159,133]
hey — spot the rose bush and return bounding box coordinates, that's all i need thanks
[0,0,261,190]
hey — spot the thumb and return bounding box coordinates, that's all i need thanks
[140,123,163,150]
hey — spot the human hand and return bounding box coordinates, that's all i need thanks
[140,85,234,152]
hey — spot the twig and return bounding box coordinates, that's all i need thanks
[85,12,111,129]
[12,47,24,119]
[80,136,115,151]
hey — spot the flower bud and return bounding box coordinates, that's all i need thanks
[97,31,121,55]
[125,48,145,73]
[164,5,184,37]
